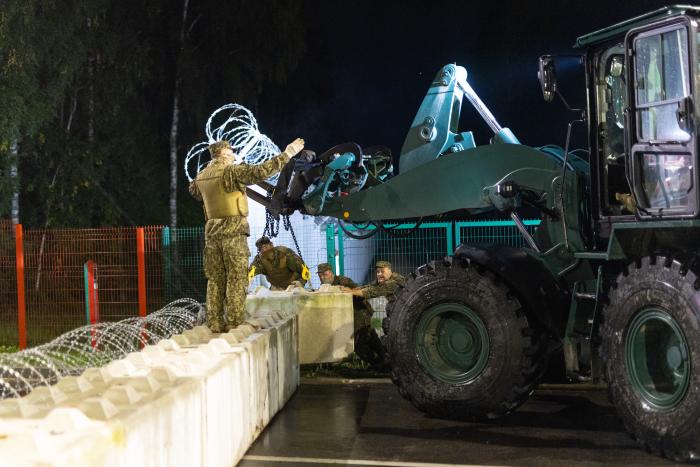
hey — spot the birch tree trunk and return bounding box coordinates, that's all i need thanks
[169,0,189,230]
[10,139,19,224]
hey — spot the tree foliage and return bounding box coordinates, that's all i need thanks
[0,0,306,227]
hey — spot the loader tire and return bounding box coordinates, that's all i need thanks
[601,256,700,462]
[387,256,547,420]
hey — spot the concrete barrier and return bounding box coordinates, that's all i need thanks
[0,289,353,466]
[246,287,354,364]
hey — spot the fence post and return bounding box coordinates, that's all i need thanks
[337,223,345,276]
[162,227,172,303]
[446,222,454,256]
[136,227,147,317]
[83,260,99,325]
[14,223,27,350]
[325,223,335,271]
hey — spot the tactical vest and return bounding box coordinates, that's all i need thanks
[260,248,296,288]
[196,163,248,219]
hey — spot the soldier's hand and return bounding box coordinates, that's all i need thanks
[285,138,305,157]
[338,286,350,292]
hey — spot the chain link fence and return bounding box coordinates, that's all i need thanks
[0,216,539,347]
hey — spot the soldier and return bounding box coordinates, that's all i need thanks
[189,137,305,332]
[249,236,310,290]
[342,260,406,302]
[317,262,386,366]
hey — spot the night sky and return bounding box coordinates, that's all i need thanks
[252,0,681,163]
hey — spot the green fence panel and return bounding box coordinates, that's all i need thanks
[455,219,541,249]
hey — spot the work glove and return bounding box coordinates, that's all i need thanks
[248,266,256,284]
[284,138,305,157]
[301,264,311,281]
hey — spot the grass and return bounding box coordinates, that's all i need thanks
[0,345,19,353]
[301,353,390,379]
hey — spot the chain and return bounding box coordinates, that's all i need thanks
[262,190,305,263]
[262,190,280,238]
[282,214,304,262]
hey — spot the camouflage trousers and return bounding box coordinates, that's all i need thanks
[203,234,249,332]
[352,307,384,365]
[354,326,386,366]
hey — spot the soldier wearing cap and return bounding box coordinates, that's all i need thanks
[189,137,305,332]
[249,236,309,290]
[341,260,406,302]
[317,263,386,366]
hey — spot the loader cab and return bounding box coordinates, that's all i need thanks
[579,6,700,235]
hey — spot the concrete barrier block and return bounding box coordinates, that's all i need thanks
[142,344,168,361]
[171,334,191,346]
[105,359,138,378]
[77,397,119,421]
[81,367,113,386]
[56,376,93,395]
[156,338,181,351]
[196,343,219,360]
[125,351,154,367]
[0,293,303,467]
[182,329,199,342]
[192,325,213,340]
[236,324,256,336]
[25,386,68,406]
[207,338,232,354]
[148,366,178,384]
[116,374,161,395]
[296,293,354,364]
[183,350,210,371]
[42,408,94,433]
[0,398,42,418]
[103,385,142,406]
[220,332,240,344]
[244,319,264,330]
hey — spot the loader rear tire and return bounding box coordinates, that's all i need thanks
[387,257,547,420]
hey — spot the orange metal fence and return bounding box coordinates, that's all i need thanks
[0,220,19,347]
[0,224,174,347]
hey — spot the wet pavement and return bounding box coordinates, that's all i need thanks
[239,380,679,467]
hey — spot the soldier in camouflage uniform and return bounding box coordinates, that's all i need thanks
[249,236,309,290]
[342,260,406,302]
[189,138,305,332]
[317,262,386,366]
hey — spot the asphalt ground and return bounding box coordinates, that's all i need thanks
[239,379,678,467]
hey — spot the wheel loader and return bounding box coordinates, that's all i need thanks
[256,5,700,462]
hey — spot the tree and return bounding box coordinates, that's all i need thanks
[0,0,307,228]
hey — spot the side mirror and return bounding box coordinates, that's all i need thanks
[538,55,557,103]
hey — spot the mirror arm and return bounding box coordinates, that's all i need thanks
[556,90,586,119]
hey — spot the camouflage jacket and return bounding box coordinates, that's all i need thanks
[360,272,406,302]
[332,275,374,317]
[249,246,307,289]
[189,151,290,240]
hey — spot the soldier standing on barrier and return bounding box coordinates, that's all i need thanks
[317,262,386,367]
[249,236,310,290]
[189,138,305,333]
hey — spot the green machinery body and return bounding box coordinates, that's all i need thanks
[266,6,700,460]
[273,5,700,342]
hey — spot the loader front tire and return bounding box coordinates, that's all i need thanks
[387,256,547,420]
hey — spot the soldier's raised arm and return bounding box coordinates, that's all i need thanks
[223,138,304,188]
